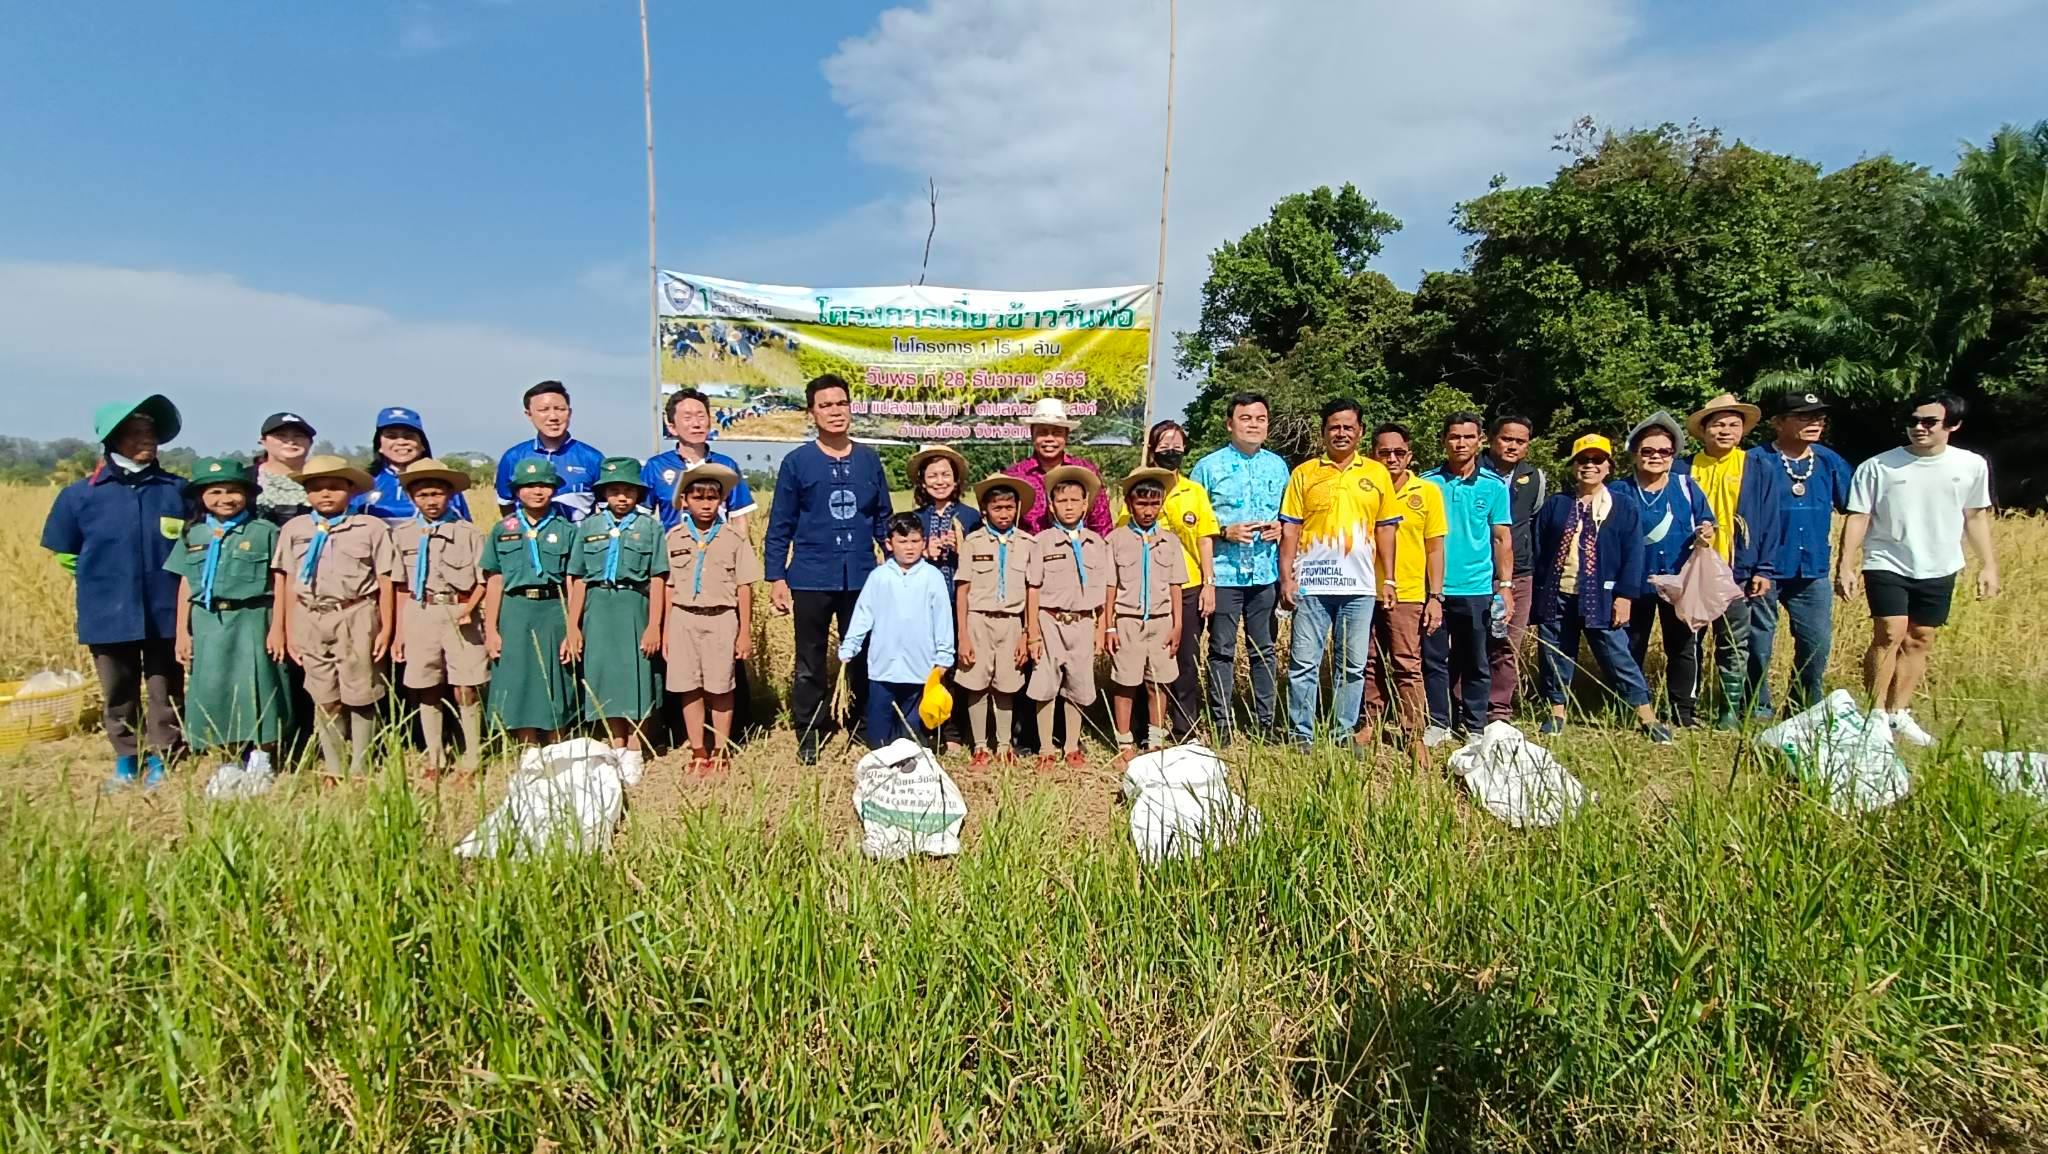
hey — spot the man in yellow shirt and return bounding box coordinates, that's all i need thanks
[1362,423,1446,742]
[1120,421,1219,741]
[1278,399,1402,747]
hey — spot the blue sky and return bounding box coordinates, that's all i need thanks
[3,0,2043,455]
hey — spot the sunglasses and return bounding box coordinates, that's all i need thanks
[1634,446,1674,459]
[1575,455,1611,467]
[1909,416,1946,429]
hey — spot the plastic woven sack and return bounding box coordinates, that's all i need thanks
[853,738,968,860]
[1448,721,1595,828]
[1121,743,1261,864]
[1755,690,1910,814]
[454,738,625,857]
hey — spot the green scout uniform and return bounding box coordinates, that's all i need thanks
[163,460,293,748]
[574,459,670,722]
[483,460,579,732]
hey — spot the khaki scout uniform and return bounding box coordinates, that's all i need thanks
[664,519,761,695]
[394,517,489,689]
[954,525,1036,694]
[274,513,396,708]
[1108,521,1189,687]
[1025,523,1109,705]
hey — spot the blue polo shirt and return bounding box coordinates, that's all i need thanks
[1748,442,1852,581]
[641,446,758,529]
[1189,444,1290,587]
[495,435,607,521]
[353,462,473,527]
[1422,465,1512,597]
[41,461,187,645]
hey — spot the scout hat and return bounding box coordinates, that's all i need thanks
[291,454,374,495]
[971,473,1028,508]
[93,394,182,446]
[593,456,649,494]
[1625,410,1684,450]
[1685,392,1761,440]
[1042,463,1101,507]
[1569,433,1615,461]
[906,444,969,490]
[508,458,563,489]
[674,461,739,500]
[1023,397,1080,430]
[1768,389,1832,418]
[184,457,257,496]
[1117,466,1177,496]
[397,457,471,493]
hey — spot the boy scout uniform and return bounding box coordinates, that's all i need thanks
[392,461,489,691]
[274,458,396,709]
[574,458,669,722]
[166,458,292,748]
[1026,521,1109,706]
[1108,518,1189,687]
[954,523,1035,694]
[664,469,761,695]
[482,459,579,732]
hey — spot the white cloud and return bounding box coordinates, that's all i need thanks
[0,262,651,455]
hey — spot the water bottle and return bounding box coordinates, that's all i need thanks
[1490,592,1509,639]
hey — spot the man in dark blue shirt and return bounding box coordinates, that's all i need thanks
[1747,390,1853,716]
[763,374,891,763]
[494,380,607,521]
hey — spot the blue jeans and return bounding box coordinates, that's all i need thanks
[1748,577,1832,715]
[1422,594,1493,734]
[866,680,927,747]
[1538,601,1652,709]
[1286,594,1374,742]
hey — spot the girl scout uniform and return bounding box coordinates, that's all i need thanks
[483,458,579,733]
[573,458,669,723]
[274,458,397,711]
[167,458,292,750]
[663,465,762,697]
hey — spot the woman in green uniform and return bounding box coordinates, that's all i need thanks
[566,457,669,782]
[482,458,579,760]
[168,457,293,777]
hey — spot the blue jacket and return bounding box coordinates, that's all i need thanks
[495,435,607,521]
[1672,453,1784,582]
[41,460,187,645]
[763,441,891,591]
[1608,475,1714,598]
[1530,492,1646,631]
[352,462,472,527]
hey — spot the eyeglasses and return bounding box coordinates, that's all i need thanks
[1909,416,1945,429]
[1634,446,1674,459]
[1377,448,1412,459]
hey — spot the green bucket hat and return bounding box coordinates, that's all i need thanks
[509,458,563,489]
[593,456,648,493]
[93,394,182,446]
[184,457,257,496]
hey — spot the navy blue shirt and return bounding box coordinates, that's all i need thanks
[1609,475,1714,597]
[495,435,607,521]
[352,462,472,528]
[1748,443,1851,581]
[763,441,891,591]
[641,446,759,530]
[917,502,982,595]
[41,461,187,645]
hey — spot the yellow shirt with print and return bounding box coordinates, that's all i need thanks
[1279,454,1402,596]
[1118,476,1219,589]
[1386,471,1447,604]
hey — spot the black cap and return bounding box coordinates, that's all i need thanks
[261,411,317,437]
[1771,391,1831,417]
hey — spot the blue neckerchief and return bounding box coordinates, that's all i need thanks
[600,509,638,583]
[412,512,460,601]
[685,518,720,597]
[1130,521,1161,618]
[1058,523,1087,591]
[199,512,249,608]
[517,508,557,579]
[299,512,347,585]
[987,525,1015,602]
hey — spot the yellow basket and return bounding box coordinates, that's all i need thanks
[0,678,90,753]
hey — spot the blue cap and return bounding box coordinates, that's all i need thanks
[375,406,425,433]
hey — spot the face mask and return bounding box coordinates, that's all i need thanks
[1152,449,1186,470]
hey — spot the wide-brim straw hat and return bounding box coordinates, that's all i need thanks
[1685,393,1761,440]
[972,473,1028,508]
[290,454,374,496]
[907,444,970,488]
[397,457,472,493]
[1024,397,1079,430]
[1118,466,1178,495]
[1042,463,1102,507]
[674,461,739,500]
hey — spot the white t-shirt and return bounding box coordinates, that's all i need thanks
[1847,445,1992,579]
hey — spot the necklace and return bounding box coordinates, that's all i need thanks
[1632,476,1669,509]
[1779,448,1815,498]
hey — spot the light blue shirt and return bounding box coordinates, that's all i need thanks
[1422,465,1513,597]
[1190,443,1290,588]
[838,559,957,684]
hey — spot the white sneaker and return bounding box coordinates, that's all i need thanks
[1422,725,1454,750]
[1887,709,1935,747]
[618,748,645,787]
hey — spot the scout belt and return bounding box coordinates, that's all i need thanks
[418,591,471,605]
[203,595,273,611]
[510,586,562,600]
[971,609,1023,618]
[586,579,648,591]
[1044,609,1096,624]
[674,603,731,614]
[299,593,373,611]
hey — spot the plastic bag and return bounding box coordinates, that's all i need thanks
[1120,743,1261,864]
[852,738,968,860]
[1448,721,1595,828]
[454,738,625,858]
[17,670,86,696]
[1648,545,1744,631]
[1982,751,2048,803]
[203,762,274,800]
[1755,690,1910,814]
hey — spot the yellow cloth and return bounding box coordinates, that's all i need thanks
[1120,476,1218,588]
[1691,449,1744,562]
[1386,472,1448,603]
[1279,454,1400,594]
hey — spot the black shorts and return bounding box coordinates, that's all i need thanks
[1864,570,1956,628]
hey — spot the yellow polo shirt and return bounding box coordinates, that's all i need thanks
[1117,476,1218,588]
[1387,471,1447,604]
[1279,454,1401,596]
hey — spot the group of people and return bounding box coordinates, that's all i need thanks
[41,368,1999,791]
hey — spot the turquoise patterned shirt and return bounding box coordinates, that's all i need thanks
[1191,444,1290,588]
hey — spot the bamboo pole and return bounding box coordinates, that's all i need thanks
[640,0,661,454]
[1144,0,1177,437]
